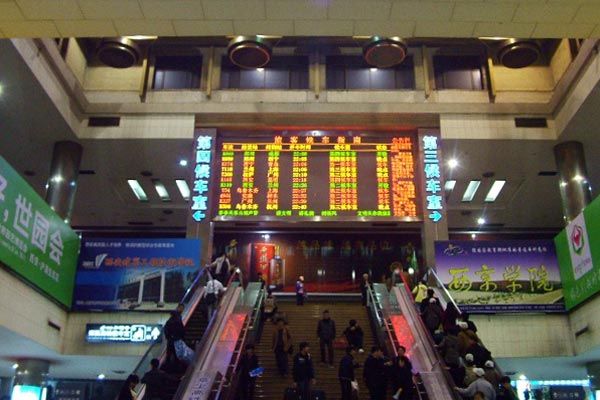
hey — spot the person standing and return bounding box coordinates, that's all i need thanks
[205,273,225,318]
[141,359,168,400]
[339,346,360,400]
[163,304,185,368]
[363,346,390,400]
[317,309,336,367]
[360,273,371,306]
[422,297,443,337]
[293,342,315,400]
[455,368,497,400]
[391,355,415,400]
[412,280,428,304]
[343,319,365,353]
[272,318,292,376]
[118,374,139,400]
[237,343,259,400]
[208,252,231,284]
[296,276,306,305]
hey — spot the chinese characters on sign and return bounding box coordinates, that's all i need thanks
[215,134,418,219]
[0,156,79,307]
[435,240,565,313]
[192,136,213,222]
[421,135,443,223]
[85,324,163,343]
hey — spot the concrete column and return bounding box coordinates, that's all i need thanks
[13,359,50,387]
[0,377,14,398]
[45,141,83,223]
[554,141,592,224]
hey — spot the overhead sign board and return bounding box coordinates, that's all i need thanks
[0,156,80,307]
[555,195,600,310]
[85,323,163,343]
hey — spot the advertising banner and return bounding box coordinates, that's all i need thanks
[251,243,275,285]
[73,238,201,310]
[0,156,80,307]
[85,323,163,343]
[435,240,564,313]
[555,195,600,310]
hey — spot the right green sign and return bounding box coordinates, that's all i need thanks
[555,195,600,310]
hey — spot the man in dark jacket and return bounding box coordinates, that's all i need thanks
[163,304,185,367]
[363,346,391,400]
[293,342,315,400]
[141,359,168,400]
[339,346,360,400]
[317,310,336,367]
[237,344,259,400]
[344,319,365,353]
[422,297,443,336]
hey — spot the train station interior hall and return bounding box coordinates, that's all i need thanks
[1,1,600,400]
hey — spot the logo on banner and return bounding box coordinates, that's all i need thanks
[567,213,592,280]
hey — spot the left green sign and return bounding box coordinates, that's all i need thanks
[0,156,80,307]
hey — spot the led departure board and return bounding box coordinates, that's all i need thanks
[215,133,420,220]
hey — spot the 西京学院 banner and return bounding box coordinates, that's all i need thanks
[73,238,201,310]
[434,240,564,313]
[0,156,80,307]
[555,195,600,310]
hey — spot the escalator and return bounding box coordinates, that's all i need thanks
[368,282,462,400]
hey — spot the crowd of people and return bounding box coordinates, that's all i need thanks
[417,286,519,400]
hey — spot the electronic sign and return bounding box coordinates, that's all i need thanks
[85,323,163,343]
[215,132,420,220]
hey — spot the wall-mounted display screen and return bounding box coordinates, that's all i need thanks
[215,132,420,221]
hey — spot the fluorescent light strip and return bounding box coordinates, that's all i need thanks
[127,180,148,202]
[445,180,456,192]
[485,180,506,202]
[175,179,190,201]
[153,180,171,201]
[462,180,481,202]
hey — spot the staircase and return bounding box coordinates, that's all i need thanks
[253,300,377,399]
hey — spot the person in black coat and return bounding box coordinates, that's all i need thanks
[163,304,186,367]
[118,374,139,400]
[391,355,415,400]
[343,319,365,353]
[363,346,391,400]
[293,342,315,400]
[339,346,360,400]
[141,359,168,400]
[317,310,336,366]
[237,344,259,400]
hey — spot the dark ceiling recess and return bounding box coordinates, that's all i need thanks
[482,171,495,178]
[140,170,153,177]
[97,37,141,68]
[363,37,407,68]
[228,36,272,69]
[514,117,548,128]
[538,171,558,176]
[497,39,542,69]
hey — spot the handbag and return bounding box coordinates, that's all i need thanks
[351,380,359,392]
[174,339,195,362]
[334,336,349,350]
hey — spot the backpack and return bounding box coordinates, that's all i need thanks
[423,306,442,331]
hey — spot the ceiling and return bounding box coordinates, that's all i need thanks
[0,0,599,39]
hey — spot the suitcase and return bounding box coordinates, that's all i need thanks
[284,387,298,400]
[311,389,327,400]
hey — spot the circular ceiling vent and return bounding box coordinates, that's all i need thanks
[497,39,541,69]
[228,36,272,69]
[363,37,407,68]
[97,37,141,69]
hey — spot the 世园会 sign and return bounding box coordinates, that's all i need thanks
[0,156,80,307]
[435,240,565,313]
[555,195,600,310]
[85,324,162,343]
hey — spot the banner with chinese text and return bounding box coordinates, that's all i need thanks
[73,238,201,310]
[435,240,564,313]
[555,195,600,310]
[0,156,80,307]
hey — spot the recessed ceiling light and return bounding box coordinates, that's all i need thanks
[152,180,171,202]
[485,180,506,202]
[97,374,105,380]
[471,233,476,239]
[127,180,148,202]
[370,67,378,72]
[175,180,190,201]
[462,180,481,202]
[445,180,456,192]
[477,217,486,225]
[12,363,18,369]
[447,159,458,169]
[256,68,264,72]
[179,159,188,167]
[519,374,527,380]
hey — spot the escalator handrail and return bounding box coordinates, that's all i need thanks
[367,285,400,358]
[429,268,462,316]
[393,284,463,400]
[130,267,208,379]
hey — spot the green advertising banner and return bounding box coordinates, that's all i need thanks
[555,195,600,310]
[0,156,80,307]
